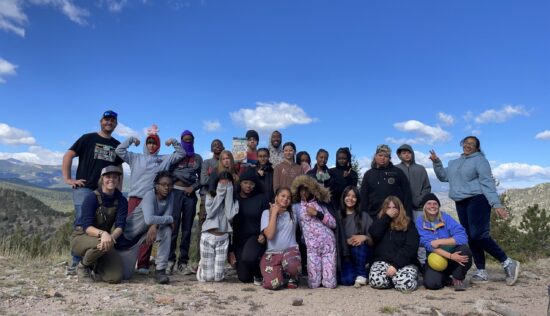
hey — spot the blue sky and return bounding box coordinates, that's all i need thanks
[0,0,549,190]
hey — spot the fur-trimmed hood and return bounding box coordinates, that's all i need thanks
[291,175,331,203]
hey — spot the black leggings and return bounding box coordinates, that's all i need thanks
[424,244,473,290]
[234,235,266,283]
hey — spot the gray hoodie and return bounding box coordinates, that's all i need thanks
[122,189,174,241]
[116,136,184,198]
[395,144,432,209]
[202,182,239,233]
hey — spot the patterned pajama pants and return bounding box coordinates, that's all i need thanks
[369,261,418,291]
[306,241,337,288]
[260,246,302,290]
[197,232,229,282]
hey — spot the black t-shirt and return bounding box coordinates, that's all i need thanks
[69,132,123,190]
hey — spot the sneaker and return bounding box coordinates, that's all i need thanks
[503,259,520,286]
[471,269,489,283]
[253,276,263,286]
[66,261,79,276]
[287,278,298,289]
[136,268,150,275]
[178,263,196,276]
[354,276,367,287]
[452,278,466,291]
[154,269,169,284]
[166,261,176,275]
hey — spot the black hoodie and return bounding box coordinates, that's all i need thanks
[329,147,358,209]
[359,162,413,219]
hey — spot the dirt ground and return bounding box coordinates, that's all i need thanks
[0,255,548,316]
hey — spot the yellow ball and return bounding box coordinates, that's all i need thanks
[428,253,448,272]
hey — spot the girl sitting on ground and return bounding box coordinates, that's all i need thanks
[260,187,302,290]
[369,196,419,292]
[338,185,373,287]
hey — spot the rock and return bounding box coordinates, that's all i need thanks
[291,297,303,306]
[155,295,175,305]
[44,288,62,298]
[102,296,111,301]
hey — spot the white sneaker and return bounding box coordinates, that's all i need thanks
[471,269,489,283]
[354,276,367,287]
[166,261,175,275]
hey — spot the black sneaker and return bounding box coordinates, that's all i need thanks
[77,263,93,282]
[155,269,170,284]
[452,278,466,291]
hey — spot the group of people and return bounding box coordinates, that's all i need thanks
[62,110,521,291]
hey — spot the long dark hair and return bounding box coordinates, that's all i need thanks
[340,185,363,234]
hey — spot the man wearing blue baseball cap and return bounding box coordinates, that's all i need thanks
[62,110,124,276]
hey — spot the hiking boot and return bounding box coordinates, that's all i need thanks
[503,259,520,286]
[452,278,466,291]
[354,276,367,288]
[77,263,93,282]
[253,276,263,286]
[66,261,79,276]
[471,269,489,283]
[166,261,175,275]
[155,269,170,284]
[287,278,298,289]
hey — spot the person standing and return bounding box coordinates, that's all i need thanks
[62,110,124,275]
[395,144,431,267]
[360,144,413,220]
[268,130,284,167]
[169,130,203,275]
[430,136,520,286]
[329,147,358,211]
[273,142,304,193]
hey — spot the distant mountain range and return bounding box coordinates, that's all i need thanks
[0,158,547,223]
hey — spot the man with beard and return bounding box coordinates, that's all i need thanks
[268,130,284,167]
[62,110,124,275]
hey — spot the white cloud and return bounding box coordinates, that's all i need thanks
[230,102,316,132]
[474,105,529,124]
[387,120,451,145]
[0,0,89,37]
[437,112,454,126]
[535,130,550,140]
[0,145,63,165]
[30,0,89,25]
[114,122,140,139]
[99,0,128,12]
[0,58,17,83]
[0,123,36,145]
[0,0,27,37]
[203,120,221,132]
[493,162,550,182]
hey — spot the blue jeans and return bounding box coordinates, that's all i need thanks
[413,209,427,264]
[72,187,93,264]
[340,243,372,285]
[455,194,507,269]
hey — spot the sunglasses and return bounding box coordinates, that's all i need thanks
[147,139,157,145]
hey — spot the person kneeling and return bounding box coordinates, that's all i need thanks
[116,171,175,284]
[416,193,472,291]
[70,166,127,283]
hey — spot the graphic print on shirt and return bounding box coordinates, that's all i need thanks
[94,143,117,162]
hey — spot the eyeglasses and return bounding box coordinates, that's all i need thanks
[462,142,477,147]
[103,110,118,119]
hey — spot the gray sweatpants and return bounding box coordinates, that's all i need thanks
[117,225,172,280]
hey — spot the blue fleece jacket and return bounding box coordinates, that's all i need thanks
[433,151,503,208]
[115,136,184,198]
[415,211,468,253]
